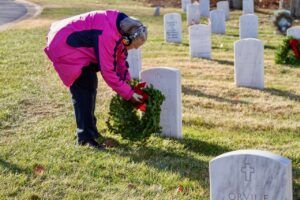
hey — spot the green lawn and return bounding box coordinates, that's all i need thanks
[0,0,299,199]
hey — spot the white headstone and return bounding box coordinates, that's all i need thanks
[287,26,300,39]
[187,3,201,26]
[240,14,258,39]
[127,48,142,79]
[199,0,210,17]
[210,150,293,200]
[210,10,226,34]
[217,1,230,20]
[164,13,182,43]
[189,24,211,59]
[181,0,192,12]
[141,67,182,138]
[234,38,264,89]
[243,0,254,14]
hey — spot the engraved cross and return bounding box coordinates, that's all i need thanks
[241,163,255,182]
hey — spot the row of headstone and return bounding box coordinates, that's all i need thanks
[131,5,293,198]
[187,2,201,26]
[164,10,226,44]
[165,10,224,43]
[189,26,263,89]
[164,10,261,88]
[217,1,230,20]
[182,0,210,18]
[231,0,254,12]
[231,1,259,89]
[128,39,276,137]
[155,1,261,136]
[216,0,255,19]
[182,0,254,22]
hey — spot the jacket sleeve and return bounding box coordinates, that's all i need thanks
[117,48,131,81]
[98,37,134,100]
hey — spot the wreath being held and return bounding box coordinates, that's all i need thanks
[275,36,300,66]
[106,80,165,142]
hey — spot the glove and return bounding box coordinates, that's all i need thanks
[132,93,143,103]
[130,82,149,112]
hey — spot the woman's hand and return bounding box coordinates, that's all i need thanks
[129,93,143,105]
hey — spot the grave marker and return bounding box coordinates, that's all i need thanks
[210,150,293,200]
[141,67,182,138]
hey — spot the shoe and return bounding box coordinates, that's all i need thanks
[78,139,106,151]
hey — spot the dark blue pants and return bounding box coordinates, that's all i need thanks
[70,63,100,142]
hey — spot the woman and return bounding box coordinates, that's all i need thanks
[44,10,147,150]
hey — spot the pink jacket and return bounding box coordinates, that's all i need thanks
[44,10,134,100]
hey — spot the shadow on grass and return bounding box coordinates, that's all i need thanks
[254,9,273,15]
[264,88,300,102]
[180,42,189,47]
[210,58,234,66]
[225,33,239,37]
[110,136,231,187]
[264,44,276,50]
[170,137,231,156]
[114,144,210,185]
[293,166,300,199]
[182,85,249,105]
[0,158,30,175]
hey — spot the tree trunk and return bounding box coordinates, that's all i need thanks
[290,0,300,18]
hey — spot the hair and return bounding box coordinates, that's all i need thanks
[120,17,148,42]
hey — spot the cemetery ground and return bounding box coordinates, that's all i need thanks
[0,0,300,199]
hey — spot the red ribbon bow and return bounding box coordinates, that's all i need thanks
[134,82,149,112]
[289,39,300,59]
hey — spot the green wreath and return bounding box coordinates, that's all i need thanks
[106,80,165,141]
[275,36,300,66]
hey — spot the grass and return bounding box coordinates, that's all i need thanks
[0,0,299,199]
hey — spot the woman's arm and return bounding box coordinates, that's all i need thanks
[116,47,131,82]
[98,37,134,100]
